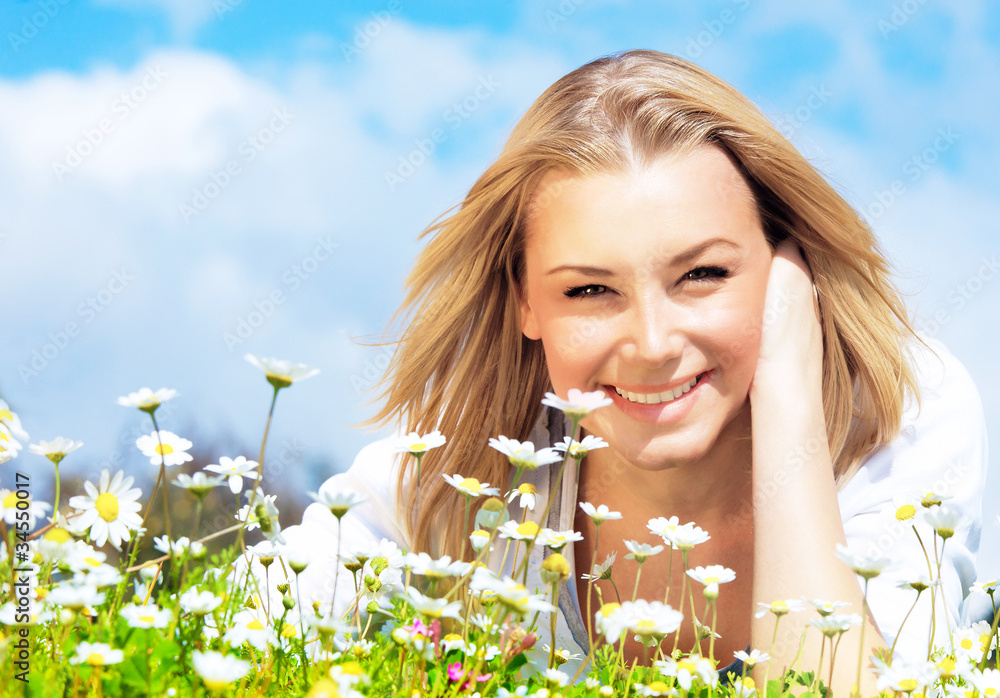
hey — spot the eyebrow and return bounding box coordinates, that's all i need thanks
[544,237,743,276]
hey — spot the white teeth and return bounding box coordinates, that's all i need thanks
[614,374,702,405]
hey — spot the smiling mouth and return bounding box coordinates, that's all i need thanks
[611,372,709,405]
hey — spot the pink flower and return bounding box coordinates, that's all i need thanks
[447,662,465,682]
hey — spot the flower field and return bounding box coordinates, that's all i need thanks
[0,356,997,697]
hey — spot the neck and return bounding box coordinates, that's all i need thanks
[579,402,753,525]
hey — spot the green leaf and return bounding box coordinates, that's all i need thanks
[507,653,529,672]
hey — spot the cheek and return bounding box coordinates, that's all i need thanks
[538,315,615,390]
[697,297,765,377]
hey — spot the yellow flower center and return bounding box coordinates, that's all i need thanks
[154,443,175,456]
[961,638,973,650]
[634,619,656,633]
[899,678,918,692]
[704,576,720,584]
[443,633,462,642]
[772,600,788,609]
[84,557,102,567]
[895,504,916,521]
[45,528,71,543]
[203,679,231,691]
[247,619,264,630]
[341,661,365,676]
[678,659,698,673]
[411,442,426,451]
[649,681,670,691]
[986,690,998,698]
[516,521,540,537]
[139,398,159,409]
[281,624,296,638]
[599,603,621,618]
[86,653,106,666]
[2,492,18,509]
[139,615,156,624]
[459,477,481,492]
[517,483,538,494]
[95,493,119,522]
[0,409,12,421]
[981,633,992,649]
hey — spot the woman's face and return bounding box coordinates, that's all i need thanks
[518,146,774,470]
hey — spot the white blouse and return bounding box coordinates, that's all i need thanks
[268,333,987,673]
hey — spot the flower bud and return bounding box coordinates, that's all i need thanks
[277,583,289,594]
[469,529,491,552]
[283,595,295,611]
[541,553,571,584]
[370,556,389,575]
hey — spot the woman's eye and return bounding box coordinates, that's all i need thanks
[683,266,729,283]
[563,284,608,299]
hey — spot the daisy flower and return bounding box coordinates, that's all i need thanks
[309,484,366,518]
[121,603,172,629]
[686,565,736,586]
[541,388,613,421]
[871,656,941,693]
[497,519,542,542]
[154,536,193,557]
[969,579,999,597]
[441,473,500,498]
[953,620,997,664]
[0,400,30,460]
[236,487,285,544]
[69,642,124,666]
[623,600,684,641]
[579,502,622,524]
[809,613,863,637]
[469,529,492,552]
[734,649,770,668]
[48,582,105,610]
[658,521,710,551]
[394,430,446,455]
[29,437,82,465]
[203,456,258,493]
[897,573,936,593]
[404,552,469,579]
[180,589,224,616]
[67,469,143,549]
[921,504,966,540]
[920,491,952,508]
[801,598,848,617]
[507,483,540,511]
[581,552,617,582]
[633,680,679,697]
[1,489,51,529]
[470,573,555,617]
[732,677,757,698]
[404,587,463,620]
[553,434,609,460]
[625,540,665,563]
[834,543,893,580]
[224,609,278,650]
[192,651,251,691]
[488,435,561,470]
[173,471,226,498]
[539,528,584,551]
[116,387,178,413]
[755,598,805,618]
[136,430,193,467]
[245,353,320,389]
[542,668,570,687]
[655,654,719,691]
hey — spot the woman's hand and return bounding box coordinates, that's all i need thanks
[750,237,824,400]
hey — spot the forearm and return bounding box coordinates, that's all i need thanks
[749,378,885,697]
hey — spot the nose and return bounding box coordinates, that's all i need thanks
[620,292,684,368]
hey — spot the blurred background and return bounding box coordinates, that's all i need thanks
[1,2,997,580]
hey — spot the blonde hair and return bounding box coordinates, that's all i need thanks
[364,50,925,560]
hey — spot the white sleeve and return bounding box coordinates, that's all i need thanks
[836,334,988,660]
[240,436,411,619]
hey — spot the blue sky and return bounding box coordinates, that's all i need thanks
[2,2,998,578]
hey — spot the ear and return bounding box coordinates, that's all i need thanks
[517,287,541,340]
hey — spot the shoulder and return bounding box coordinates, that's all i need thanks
[293,433,412,548]
[840,333,987,515]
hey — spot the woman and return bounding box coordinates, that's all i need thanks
[275,50,986,692]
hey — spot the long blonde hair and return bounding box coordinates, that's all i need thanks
[363,50,925,560]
